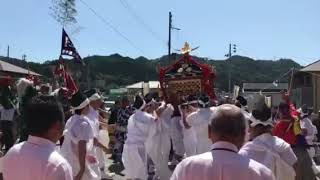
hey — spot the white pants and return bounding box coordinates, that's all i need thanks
[170,117,185,156]
[91,147,102,179]
[182,128,197,157]
[147,132,172,180]
[196,139,212,155]
[97,129,110,169]
[97,148,105,169]
[122,144,147,179]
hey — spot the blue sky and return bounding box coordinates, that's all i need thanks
[0,0,319,65]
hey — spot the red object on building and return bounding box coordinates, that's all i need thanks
[159,43,216,103]
[0,75,13,86]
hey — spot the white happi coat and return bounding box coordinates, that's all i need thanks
[239,133,296,180]
[86,106,100,138]
[186,108,213,154]
[60,115,99,180]
[122,110,156,179]
[171,141,275,180]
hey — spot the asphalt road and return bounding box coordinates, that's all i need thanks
[104,154,176,180]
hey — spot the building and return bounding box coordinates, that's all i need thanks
[94,79,106,89]
[0,59,40,77]
[242,82,288,109]
[292,60,320,111]
[0,59,41,86]
[126,81,160,99]
[106,88,128,101]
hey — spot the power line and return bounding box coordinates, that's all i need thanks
[117,0,167,47]
[79,0,145,54]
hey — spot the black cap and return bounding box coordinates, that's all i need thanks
[198,94,210,108]
[187,95,197,102]
[300,104,308,114]
[133,94,144,109]
[236,96,247,106]
[252,103,271,122]
[144,93,153,104]
[84,88,99,98]
[70,91,87,108]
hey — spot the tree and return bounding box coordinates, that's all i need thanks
[50,0,78,27]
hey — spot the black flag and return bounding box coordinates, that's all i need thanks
[61,28,84,65]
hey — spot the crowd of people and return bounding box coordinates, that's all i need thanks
[108,90,320,180]
[0,78,115,180]
[0,77,319,180]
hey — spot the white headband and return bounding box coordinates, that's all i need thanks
[241,106,248,110]
[89,93,101,101]
[71,98,90,112]
[147,99,156,105]
[142,98,156,110]
[189,100,198,104]
[301,112,308,117]
[249,113,274,127]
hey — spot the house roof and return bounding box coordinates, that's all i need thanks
[243,83,288,91]
[300,60,320,72]
[126,81,160,89]
[0,60,41,76]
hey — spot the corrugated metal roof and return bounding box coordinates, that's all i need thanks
[243,83,288,90]
[300,60,320,72]
[0,60,40,76]
[126,81,159,89]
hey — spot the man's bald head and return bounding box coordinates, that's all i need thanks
[209,104,247,148]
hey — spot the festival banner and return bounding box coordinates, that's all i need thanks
[61,28,84,65]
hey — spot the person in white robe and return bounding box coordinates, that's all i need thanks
[84,89,115,179]
[122,94,163,180]
[146,100,174,180]
[239,103,297,180]
[171,104,275,180]
[185,94,213,155]
[179,98,197,157]
[299,105,320,176]
[144,94,162,177]
[170,110,185,164]
[60,92,99,180]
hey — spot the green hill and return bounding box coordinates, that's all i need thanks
[0,54,302,91]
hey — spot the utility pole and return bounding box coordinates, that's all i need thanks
[228,44,232,58]
[225,43,237,93]
[225,43,237,58]
[168,12,180,64]
[168,12,172,64]
[86,61,90,89]
[22,54,27,61]
[7,45,9,58]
